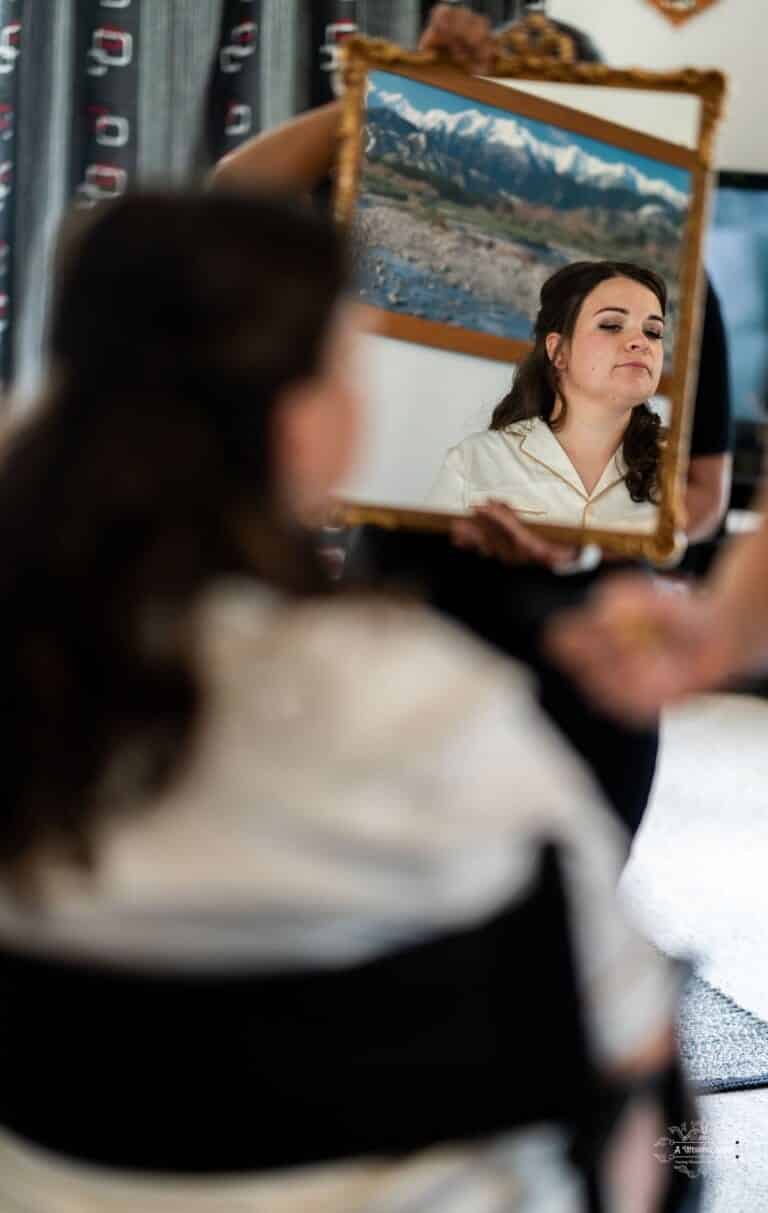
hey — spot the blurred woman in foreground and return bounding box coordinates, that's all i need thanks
[0,191,686,1212]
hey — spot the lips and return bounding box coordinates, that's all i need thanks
[616,362,652,373]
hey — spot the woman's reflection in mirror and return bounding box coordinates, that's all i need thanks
[428,261,667,541]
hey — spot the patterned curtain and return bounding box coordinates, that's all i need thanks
[202,0,261,166]
[5,0,227,398]
[72,1,141,207]
[0,0,21,388]
[2,0,517,399]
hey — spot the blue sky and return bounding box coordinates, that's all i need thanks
[369,70,691,197]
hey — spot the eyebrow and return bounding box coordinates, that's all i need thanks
[595,306,665,324]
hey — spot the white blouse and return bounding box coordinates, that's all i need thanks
[427,418,658,532]
[0,582,675,1213]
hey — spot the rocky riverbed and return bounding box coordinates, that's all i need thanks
[354,200,567,333]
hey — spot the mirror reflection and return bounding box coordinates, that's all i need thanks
[499,81,701,151]
[357,70,692,371]
[338,58,713,546]
[424,263,666,532]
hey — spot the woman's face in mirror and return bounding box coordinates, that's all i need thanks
[549,276,665,411]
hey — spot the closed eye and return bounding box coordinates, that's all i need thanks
[598,322,664,341]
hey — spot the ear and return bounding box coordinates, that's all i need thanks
[545,332,567,370]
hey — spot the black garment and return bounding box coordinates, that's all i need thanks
[690,279,732,459]
[679,279,733,577]
[0,847,594,1174]
[346,527,658,839]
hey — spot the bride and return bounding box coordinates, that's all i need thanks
[428,260,667,535]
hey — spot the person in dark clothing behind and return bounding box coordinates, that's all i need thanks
[677,280,733,576]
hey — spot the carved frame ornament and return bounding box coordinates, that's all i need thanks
[646,0,721,27]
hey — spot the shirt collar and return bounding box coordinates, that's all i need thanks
[592,444,628,500]
[509,417,626,501]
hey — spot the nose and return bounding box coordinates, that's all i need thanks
[626,329,650,352]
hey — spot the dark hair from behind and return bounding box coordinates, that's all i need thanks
[0,190,349,889]
[490,260,667,505]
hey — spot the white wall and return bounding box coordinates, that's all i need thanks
[343,334,512,506]
[341,0,762,506]
[549,0,764,174]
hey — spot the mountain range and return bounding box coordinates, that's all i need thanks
[366,81,688,221]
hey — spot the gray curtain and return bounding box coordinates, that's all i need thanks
[10,0,238,399]
[7,0,516,401]
[12,1,75,397]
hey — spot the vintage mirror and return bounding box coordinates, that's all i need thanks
[331,24,726,563]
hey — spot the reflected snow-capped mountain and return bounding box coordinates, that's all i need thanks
[366,81,689,216]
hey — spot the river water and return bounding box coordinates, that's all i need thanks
[356,245,534,339]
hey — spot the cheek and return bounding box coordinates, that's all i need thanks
[569,336,610,379]
[326,377,364,475]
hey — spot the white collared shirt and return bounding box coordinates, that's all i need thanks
[426,418,657,532]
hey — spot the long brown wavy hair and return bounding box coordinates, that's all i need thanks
[491,261,667,504]
[0,191,349,888]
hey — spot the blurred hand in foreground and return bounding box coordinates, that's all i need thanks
[451,500,580,569]
[418,4,497,73]
[544,574,739,725]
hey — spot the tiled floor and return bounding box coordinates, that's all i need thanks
[620,693,768,1212]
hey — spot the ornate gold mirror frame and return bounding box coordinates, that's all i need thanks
[332,30,726,563]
